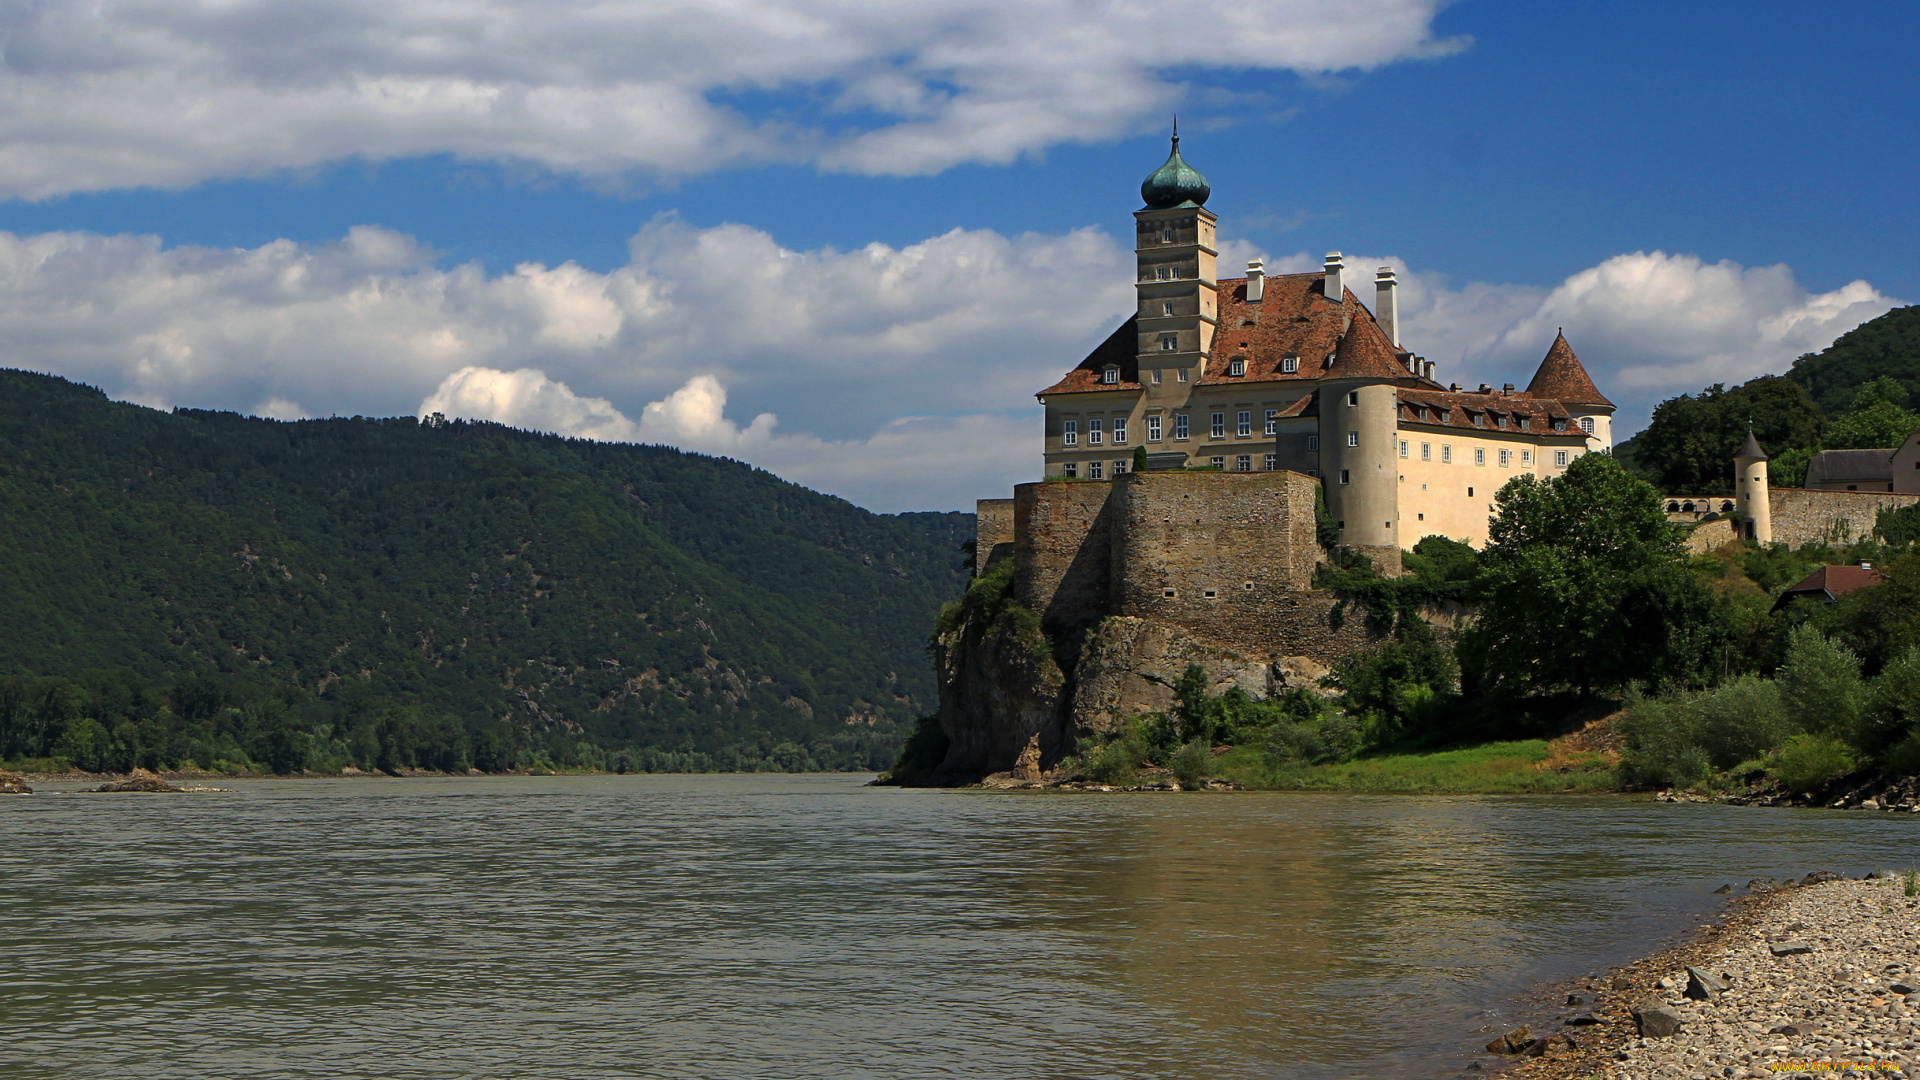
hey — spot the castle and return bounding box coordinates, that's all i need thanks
[936,136,1918,781]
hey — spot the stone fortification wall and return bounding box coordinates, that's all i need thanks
[1013,480,1116,636]
[1111,470,1327,647]
[1770,488,1920,546]
[1684,517,1737,555]
[974,498,1015,573]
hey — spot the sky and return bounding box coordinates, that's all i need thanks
[0,0,1912,513]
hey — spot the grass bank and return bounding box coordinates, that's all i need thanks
[1214,738,1618,794]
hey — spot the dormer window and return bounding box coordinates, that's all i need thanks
[1228,357,1245,376]
[1496,414,1508,429]
[1102,365,1120,384]
[1281,355,1299,374]
[1519,416,1530,431]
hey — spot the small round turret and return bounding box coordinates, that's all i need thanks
[1140,130,1210,209]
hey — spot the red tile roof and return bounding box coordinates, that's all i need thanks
[1039,271,1436,396]
[1524,331,1613,408]
[1394,387,1585,435]
[1781,564,1885,601]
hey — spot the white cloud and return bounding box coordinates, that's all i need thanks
[0,219,1899,511]
[0,0,1461,198]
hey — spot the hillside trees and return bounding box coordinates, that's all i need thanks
[1787,305,1920,413]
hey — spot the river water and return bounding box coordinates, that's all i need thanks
[5,775,1919,1079]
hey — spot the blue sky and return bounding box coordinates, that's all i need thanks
[0,0,1909,511]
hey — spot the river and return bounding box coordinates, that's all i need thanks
[5,774,1918,1078]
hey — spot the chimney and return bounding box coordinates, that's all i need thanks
[1323,252,1345,303]
[1478,383,1493,394]
[1246,260,1264,302]
[1375,267,1399,346]
[1502,383,1515,396]
[1449,382,1461,392]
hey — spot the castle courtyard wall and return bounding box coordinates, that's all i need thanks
[1769,488,1920,547]
[974,498,1015,573]
[1013,480,1116,635]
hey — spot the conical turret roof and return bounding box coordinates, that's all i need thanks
[1524,331,1613,408]
[1736,428,1769,461]
[1140,130,1210,209]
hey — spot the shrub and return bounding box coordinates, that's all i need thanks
[1086,728,1150,784]
[1768,733,1861,794]
[1263,721,1324,764]
[1778,624,1866,741]
[1685,676,1796,766]
[1169,741,1211,789]
[881,714,950,784]
[1864,647,1920,755]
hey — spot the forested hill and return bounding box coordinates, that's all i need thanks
[0,369,972,772]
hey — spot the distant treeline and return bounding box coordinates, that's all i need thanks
[0,669,902,775]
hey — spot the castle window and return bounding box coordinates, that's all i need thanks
[1522,450,1532,465]
[1281,355,1299,374]
[1163,301,1175,316]
[1519,417,1531,432]
[1203,590,1217,599]
[1399,440,1409,459]
[1155,266,1171,281]
[1347,431,1359,447]
[1472,412,1484,427]
[1113,417,1128,444]
[1063,462,1077,478]
[1147,415,1162,442]
[1062,420,1077,446]
[1441,409,1452,423]
[1174,414,1190,439]
[1088,460,1103,480]
[1347,391,1360,407]
[1497,414,1508,429]
[1421,442,1431,461]
[1152,368,1163,385]
[1159,335,1177,352]
[1113,460,1128,476]
[1306,469,1318,477]
[1468,487,1474,497]
[1087,419,1103,445]
[1177,368,1189,382]
[1103,365,1120,383]
[1264,409,1279,435]
[1340,469,1351,485]
[1209,456,1225,469]
[1499,449,1511,467]
[1721,501,1734,512]
[1307,435,1319,452]
[1474,447,1486,466]
[1555,450,1568,466]
[1228,357,1245,377]
[1235,455,1251,472]
[1211,412,1226,438]
[1263,454,1277,470]
[1236,411,1252,437]
[1579,417,1595,434]
[1442,444,1452,463]
[1164,588,1176,597]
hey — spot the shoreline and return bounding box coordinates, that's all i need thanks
[1486,874,1919,1078]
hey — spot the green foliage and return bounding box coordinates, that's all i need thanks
[1787,306,1920,414]
[1465,453,1725,698]
[0,369,971,770]
[1312,535,1481,633]
[1823,379,1920,449]
[1169,741,1211,789]
[1777,624,1867,740]
[878,714,950,785]
[1618,677,1798,788]
[1863,647,1920,755]
[1878,504,1920,547]
[1815,552,1920,672]
[1133,445,1149,472]
[1234,738,1615,793]
[1767,734,1861,794]
[1323,618,1457,741]
[1313,481,1340,549]
[1625,376,1824,494]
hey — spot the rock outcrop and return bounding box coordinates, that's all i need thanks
[0,770,31,794]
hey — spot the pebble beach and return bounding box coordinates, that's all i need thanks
[1496,875,1920,1078]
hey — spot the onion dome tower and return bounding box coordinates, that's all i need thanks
[1133,126,1219,394]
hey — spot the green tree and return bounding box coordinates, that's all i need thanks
[1777,624,1866,742]
[1787,306,1920,414]
[1822,378,1920,449]
[1463,453,1725,698]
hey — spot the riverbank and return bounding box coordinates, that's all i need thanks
[1492,874,1920,1078]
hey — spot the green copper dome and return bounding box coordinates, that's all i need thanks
[1140,132,1210,209]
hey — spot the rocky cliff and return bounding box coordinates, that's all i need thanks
[915,557,1388,785]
